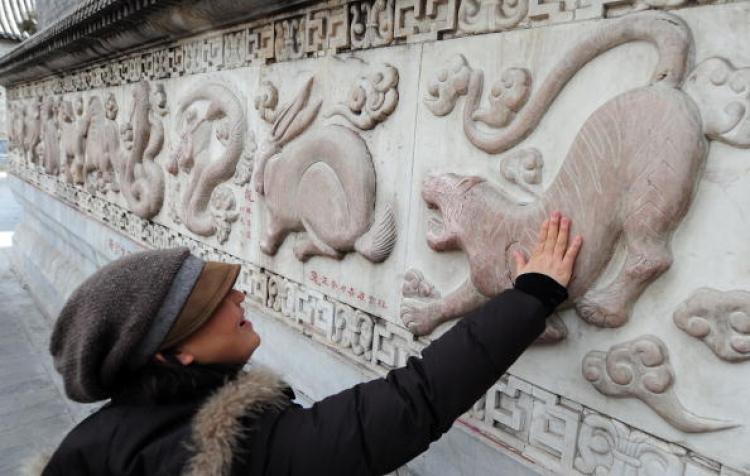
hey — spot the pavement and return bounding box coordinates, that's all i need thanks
[0,172,94,475]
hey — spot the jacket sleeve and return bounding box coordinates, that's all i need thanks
[257,274,566,476]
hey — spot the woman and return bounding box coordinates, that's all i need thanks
[39,212,581,475]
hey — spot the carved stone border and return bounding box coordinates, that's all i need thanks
[7,0,745,99]
[8,159,747,476]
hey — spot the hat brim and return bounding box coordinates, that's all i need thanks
[160,261,241,349]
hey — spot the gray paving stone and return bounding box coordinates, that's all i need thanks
[0,176,77,473]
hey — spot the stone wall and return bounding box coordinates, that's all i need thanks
[5,1,750,474]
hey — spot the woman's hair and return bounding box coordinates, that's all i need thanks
[111,350,243,404]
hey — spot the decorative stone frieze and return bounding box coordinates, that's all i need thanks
[5,0,743,99]
[8,1,750,474]
[8,158,749,476]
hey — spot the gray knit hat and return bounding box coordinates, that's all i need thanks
[49,247,235,402]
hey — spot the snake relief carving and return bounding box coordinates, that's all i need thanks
[401,12,750,337]
[582,336,737,433]
[119,81,167,219]
[673,288,750,362]
[169,82,246,241]
[253,74,397,263]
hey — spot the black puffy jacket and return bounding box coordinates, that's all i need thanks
[41,273,566,476]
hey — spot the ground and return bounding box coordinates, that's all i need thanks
[0,171,95,474]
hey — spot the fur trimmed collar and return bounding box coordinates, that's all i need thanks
[183,366,289,476]
[22,367,289,476]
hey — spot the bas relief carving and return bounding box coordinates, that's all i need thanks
[23,97,42,165]
[59,97,86,184]
[119,81,168,219]
[575,413,684,475]
[326,63,399,130]
[673,288,750,362]
[253,72,397,263]
[170,82,247,242]
[582,335,737,433]
[457,0,528,35]
[40,96,61,175]
[82,94,120,193]
[350,0,396,49]
[403,11,750,337]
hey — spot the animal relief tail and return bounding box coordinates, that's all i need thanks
[354,203,397,263]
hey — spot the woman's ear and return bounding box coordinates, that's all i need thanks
[174,351,195,366]
[154,350,195,366]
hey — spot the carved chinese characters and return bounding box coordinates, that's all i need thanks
[253,68,398,263]
[582,336,736,433]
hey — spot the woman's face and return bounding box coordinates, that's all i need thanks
[175,289,261,365]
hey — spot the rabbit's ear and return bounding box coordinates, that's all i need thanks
[270,76,321,146]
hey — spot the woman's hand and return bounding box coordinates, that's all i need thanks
[512,211,582,287]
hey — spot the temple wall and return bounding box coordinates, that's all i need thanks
[6,1,750,474]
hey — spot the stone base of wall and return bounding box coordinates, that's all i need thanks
[8,175,145,319]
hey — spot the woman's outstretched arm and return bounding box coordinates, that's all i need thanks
[250,212,582,475]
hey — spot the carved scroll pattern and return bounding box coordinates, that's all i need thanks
[582,335,737,433]
[574,413,684,475]
[350,0,395,49]
[169,82,248,243]
[673,288,750,362]
[457,0,528,35]
[253,71,397,263]
[8,161,747,476]
[394,0,458,42]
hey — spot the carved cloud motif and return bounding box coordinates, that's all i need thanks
[673,288,750,362]
[582,335,737,433]
[424,11,690,154]
[326,63,399,130]
[499,147,544,197]
[253,71,397,263]
[170,82,247,241]
[683,57,750,149]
